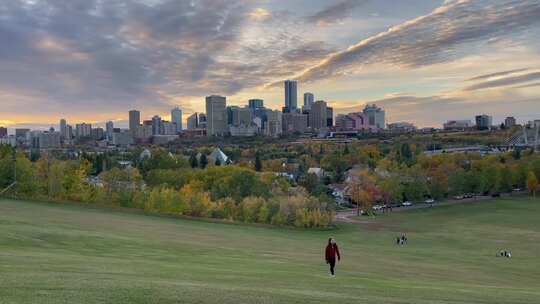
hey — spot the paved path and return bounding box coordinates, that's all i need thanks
[335,193,527,225]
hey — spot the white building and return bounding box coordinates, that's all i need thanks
[75,123,92,138]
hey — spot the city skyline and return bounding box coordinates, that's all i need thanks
[1,0,540,129]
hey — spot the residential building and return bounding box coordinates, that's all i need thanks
[475,115,493,130]
[171,107,182,132]
[363,104,386,129]
[443,120,473,131]
[303,92,314,110]
[75,123,92,138]
[309,100,328,130]
[0,127,7,138]
[187,113,199,130]
[129,110,141,133]
[335,112,370,131]
[284,80,298,111]
[505,116,517,128]
[248,99,264,109]
[282,112,308,133]
[206,95,227,136]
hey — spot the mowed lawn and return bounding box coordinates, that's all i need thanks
[1,197,539,304]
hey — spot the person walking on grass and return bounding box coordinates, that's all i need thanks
[325,238,341,277]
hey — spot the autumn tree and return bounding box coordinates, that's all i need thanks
[527,171,539,197]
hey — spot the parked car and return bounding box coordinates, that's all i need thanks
[453,195,464,200]
[491,192,501,197]
[425,198,435,204]
[402,201,413,207]
[512,188,522,192]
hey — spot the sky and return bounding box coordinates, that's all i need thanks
[0,0,539,130]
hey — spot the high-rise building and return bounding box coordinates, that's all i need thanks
[91,128,105,140]
[198,113,207,129]
[206,95,227,136]
[505,116,517,128]
[187,113,199,130]
[303,93,314,110]
[38,131,61,149]
[75,123,92,138]
[265,110,282,137]
[232,107,254,126]
[248,99,264,109]
[106,121,114,141]
[284,80,298,111]
[129,110,141,132]
[282,112,308,134]
[15,128,30,139]
[152,115,162,135]
[60,119,67,140]
[171,107,182,132]
[363,104,386,129]
[326,107,333,127]
[309,100,328,130]
[475,114,493,130]
[0,127,7,138]
[161,121,177,135]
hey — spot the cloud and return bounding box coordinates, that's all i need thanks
[514,82,540,89]
[291,0,540,83]
[464,71,540,91]
[306,0,367,25]
[467,68,530,81]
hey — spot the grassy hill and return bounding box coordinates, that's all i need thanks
[1,197,539,303]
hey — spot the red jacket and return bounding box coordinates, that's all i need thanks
[325,243,341,261]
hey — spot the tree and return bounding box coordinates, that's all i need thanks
[527,171,539,197]
[215,157,221,166]
[199,154,208,169]
[254,152,262,172]
[189,153,198,168]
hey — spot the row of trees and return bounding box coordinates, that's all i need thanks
[0,146,334,228]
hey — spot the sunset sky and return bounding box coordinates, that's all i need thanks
[1,0,539,130]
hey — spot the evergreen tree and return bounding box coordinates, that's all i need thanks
[199,154,208,169]
[189,153,198,168]
[255,152,262,172]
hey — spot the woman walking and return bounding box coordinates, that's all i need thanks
[325,238,341,277]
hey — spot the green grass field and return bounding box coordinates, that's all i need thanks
[1,197,539,304]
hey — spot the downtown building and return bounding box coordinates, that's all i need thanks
[205,95,227,136]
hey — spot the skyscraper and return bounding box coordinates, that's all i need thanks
[106,121,114,141]
[248,99,264,109]
[0,127,7,138]
[309,100,328,130]
[171,107,182,132]
[475,114,493,130]
[187,113,199,130]
[284,80,298,111]
[152,115,162,135]
[303,92,314,110]
[205,95,227,136]
[129,110,141,132]
[60,118,67,140]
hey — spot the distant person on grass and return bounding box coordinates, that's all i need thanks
[325,238,341,277]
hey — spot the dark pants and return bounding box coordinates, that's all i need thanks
[327,259,336,275]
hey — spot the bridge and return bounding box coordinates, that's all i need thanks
[506,125,540,151]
